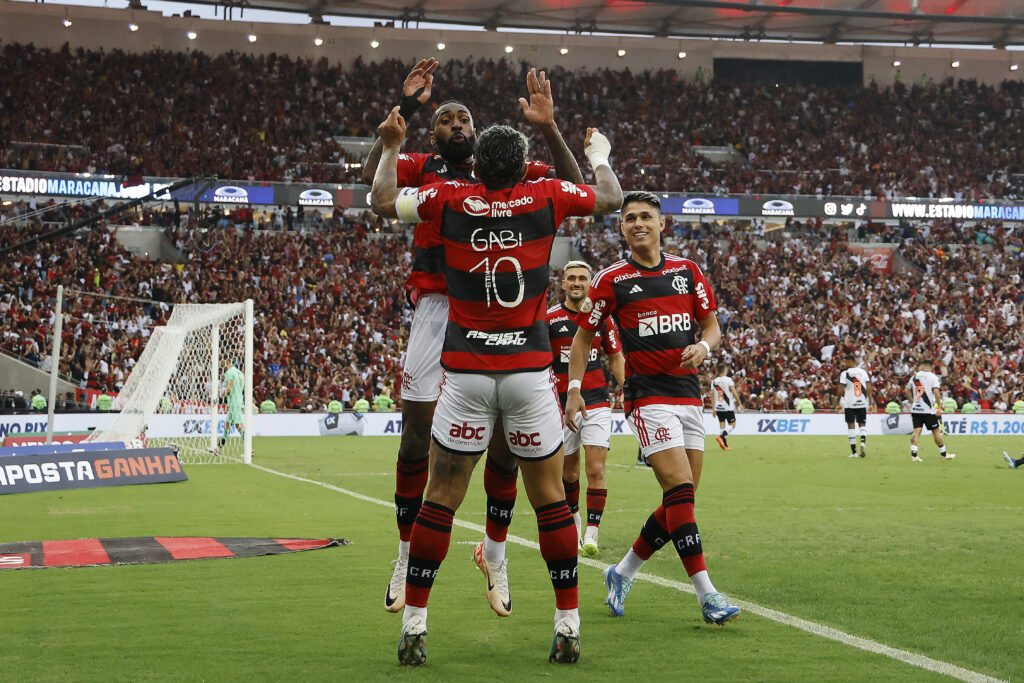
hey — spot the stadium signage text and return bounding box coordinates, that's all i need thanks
[0,174,167,199]
[0,448,187,495]
[889,202,1024,221]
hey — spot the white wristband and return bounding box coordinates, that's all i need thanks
[698,340,712,356]
[567,379,583,392]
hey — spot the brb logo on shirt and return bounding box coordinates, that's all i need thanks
[637,311,692,337]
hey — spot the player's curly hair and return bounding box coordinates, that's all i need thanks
[622,191,662,212]
[474,125,528,188]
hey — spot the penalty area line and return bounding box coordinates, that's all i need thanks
[250,463,1003,683]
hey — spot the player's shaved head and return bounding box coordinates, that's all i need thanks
[474,125,528,188]
[431,100,471,129]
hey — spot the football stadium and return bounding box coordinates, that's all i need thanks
[1,0,1022,679]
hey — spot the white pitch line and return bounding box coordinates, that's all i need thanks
[250,463,1004,683]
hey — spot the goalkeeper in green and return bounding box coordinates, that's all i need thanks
[216,363,245,452]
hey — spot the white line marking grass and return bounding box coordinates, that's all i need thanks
[251,463,1004,683]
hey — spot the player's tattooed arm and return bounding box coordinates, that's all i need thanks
[583,128,623,215]
[370,107,407,219]
[519,67,584,184]
[361,58,438,184]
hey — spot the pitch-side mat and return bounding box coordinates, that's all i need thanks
[0,536,349,569]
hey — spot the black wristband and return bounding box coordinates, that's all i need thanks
[398,88,425,119]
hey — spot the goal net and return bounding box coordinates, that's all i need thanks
[85,301,254,464]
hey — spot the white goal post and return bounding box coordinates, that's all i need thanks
[85,300,254,464]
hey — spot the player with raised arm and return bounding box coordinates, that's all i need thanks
[372,105,622,665]
[548,260,625,556]
[565,191,740,625]
[711,366,740,451]
[361,60,585,617]
[907,359,955,462]
[838,356,871,458]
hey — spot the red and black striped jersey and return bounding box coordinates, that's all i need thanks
[577,253,716,412]
[547,302,621,408]
[397,153,552,304]
[395,178,596,373]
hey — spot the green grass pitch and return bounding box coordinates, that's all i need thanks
[2,434,1020,681]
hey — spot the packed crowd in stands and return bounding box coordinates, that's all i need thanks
[3,192,1022,412]
[1,205,409,410]
[3,43,1024,198]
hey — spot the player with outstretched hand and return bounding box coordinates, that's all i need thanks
[565,191,741,626]
[372,103,622,666]
[361,60,585,619]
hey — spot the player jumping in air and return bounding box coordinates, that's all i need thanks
[361,59,584,618]
[372,103,622,664]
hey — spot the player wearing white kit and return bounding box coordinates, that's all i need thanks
[906,359,954,462]
[372,105,622,665]
[361,61,583,616]
[565,191,740,626]
[838,356,871,458]
[711,368,740,451]
[548,261,625,556]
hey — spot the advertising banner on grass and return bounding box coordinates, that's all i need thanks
[7,412,1019,442]
[0,448,186,495]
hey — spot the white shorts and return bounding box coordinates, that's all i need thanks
[563,406,612,455]
[431,369,563,460]
[401,293,448,402]
[628,403,705,461]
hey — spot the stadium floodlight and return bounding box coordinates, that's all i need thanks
[505,45,513,53]
[187,30,197,40]
[893,60,901,67]
[437,41,446,50]
[951,60,960,68]
[617,48,626,57]
[128,22,139,31]
[314,37,323,46]
[1012,64,1020,71]
[62,16,72,28]
[85,301,255,465]
[678,51,687,59]
[370,39,380,48]
[560,46,569,55]
[248,34,258,43]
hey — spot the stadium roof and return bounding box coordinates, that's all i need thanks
[193,0,1024,48]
